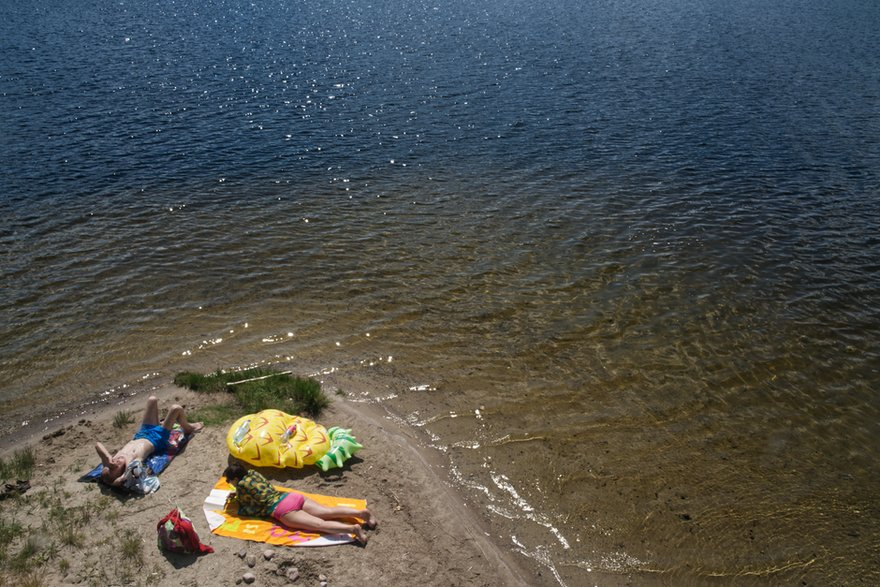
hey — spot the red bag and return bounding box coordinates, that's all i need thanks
[157,507,214,554]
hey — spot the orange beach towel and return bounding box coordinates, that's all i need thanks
[202,477,367,547]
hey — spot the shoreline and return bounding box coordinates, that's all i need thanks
[0,385,163,454]
[0,380,539,586]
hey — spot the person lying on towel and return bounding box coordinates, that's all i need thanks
[95,396,203,488]
[222,463,378,545]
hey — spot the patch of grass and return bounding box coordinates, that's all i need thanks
[174,367,294,392]
[69,458,87,474]
[43,540,58,561]
[10,535,41,573]
[79,500,96,525]
[172,368,258,393]
[175,368,331,417]
[19,570,43,587]
[51,477,70,500]
[59,558,70,575]
[18,536,40,559]
[0,518,22,548]
[43,496,93,548]
[112,409,134,429]
[34,489,53,508]
[53,509,85,547]
[235,375,329,416]
[47,502,65,526]
[59,525,84,548]
[120,529,143,566]
[96,495,113,509]
[189,402,240,427]
[0,447,35,481]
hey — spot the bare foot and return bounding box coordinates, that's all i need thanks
[187,422,204,434]
[353,524,369,545]
[362,509,379,530]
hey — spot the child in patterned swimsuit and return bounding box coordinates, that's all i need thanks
[223,463,378,545]
[95,396,203,487]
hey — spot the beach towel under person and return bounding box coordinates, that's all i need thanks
[81,426,191,494]
[202,477,368,547]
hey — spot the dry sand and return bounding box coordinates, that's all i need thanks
[0,384,539,586]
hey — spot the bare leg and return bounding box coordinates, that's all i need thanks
[301,498,378,529]
[162,404,203,434]
[279,510,368,545]
[142,396,160,426]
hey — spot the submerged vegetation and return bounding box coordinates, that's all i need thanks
[174,367,330,418]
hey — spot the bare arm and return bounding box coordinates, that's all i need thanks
[95,442,126,486]
[95,442,112,466]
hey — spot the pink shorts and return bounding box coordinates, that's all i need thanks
[271,492,305,520]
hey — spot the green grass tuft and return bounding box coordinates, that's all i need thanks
[172,369,230,393]
[9,535,41,573]
[174,368,330,417]
[112,409,134,429]
[0,447,35,481]
[235,374,329,416]
[0,518,22,548]
[173,367,282,393]
[19,570,43,587]
[59,524,84,548]
[120,529,143,566]
[49,504,86,547]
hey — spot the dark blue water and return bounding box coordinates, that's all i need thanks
[2,0,879,584]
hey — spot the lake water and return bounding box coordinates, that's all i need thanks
[2,0,879,584]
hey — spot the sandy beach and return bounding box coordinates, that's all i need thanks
[0,383,539,587]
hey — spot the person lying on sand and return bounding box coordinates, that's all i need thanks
[223,463,378,545]
[95,396,203,487]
